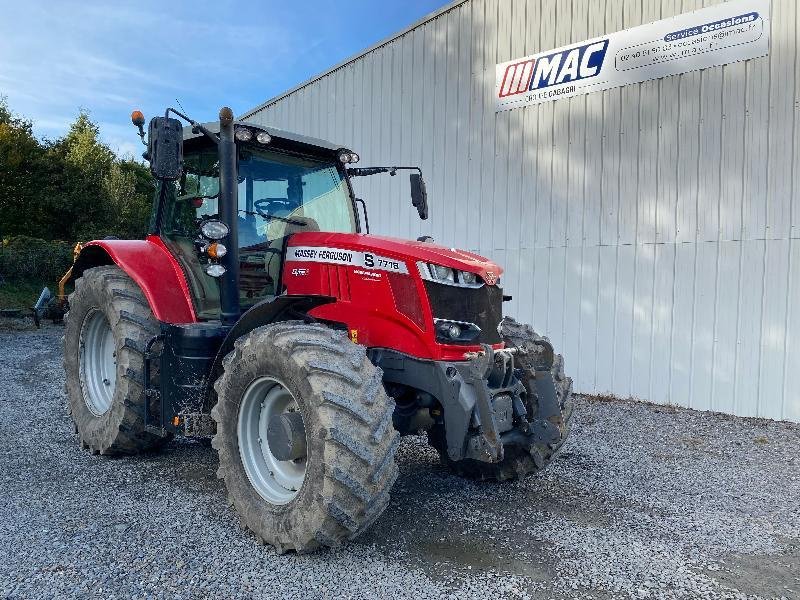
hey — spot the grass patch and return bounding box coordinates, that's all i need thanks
[0,280,51,310]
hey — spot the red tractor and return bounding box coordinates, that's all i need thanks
[63,106,573,553]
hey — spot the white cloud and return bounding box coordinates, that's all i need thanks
[0,0,294,154]
[0,0,447,156]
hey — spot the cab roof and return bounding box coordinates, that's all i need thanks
[182,120,346,153]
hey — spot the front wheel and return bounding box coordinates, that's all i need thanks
[212,322,400,553]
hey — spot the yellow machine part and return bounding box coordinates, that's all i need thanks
[57,242,83,302]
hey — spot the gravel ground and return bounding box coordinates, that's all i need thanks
[1,324,798,599]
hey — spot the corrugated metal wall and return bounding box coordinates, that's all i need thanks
[245,0,800,422]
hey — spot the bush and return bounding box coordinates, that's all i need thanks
[0,98,154,243]
[0,236,74,283]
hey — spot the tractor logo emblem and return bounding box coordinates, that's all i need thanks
[485,271,497,285]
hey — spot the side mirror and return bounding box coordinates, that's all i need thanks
[147,116,184,180]
[410,173,428,220]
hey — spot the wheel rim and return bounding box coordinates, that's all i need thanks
[238,377,307,505]
[79,309,117,416]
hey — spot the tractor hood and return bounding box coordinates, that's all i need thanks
[287,231,504,285]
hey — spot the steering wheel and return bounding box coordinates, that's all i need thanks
[254,198,295,220]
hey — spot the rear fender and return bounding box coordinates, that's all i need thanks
[71,237,196,323]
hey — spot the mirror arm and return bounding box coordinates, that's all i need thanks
[165,107,220,146]
[347,166,422,177]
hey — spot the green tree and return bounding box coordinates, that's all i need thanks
[0,98,46,239]
[0,100,155,243]
[102,158,154,239]
[48,110,116,240]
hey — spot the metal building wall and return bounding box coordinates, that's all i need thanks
[244,0,800,422]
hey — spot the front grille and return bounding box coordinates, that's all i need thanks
[423,281,503,345]
[389,272,426,330]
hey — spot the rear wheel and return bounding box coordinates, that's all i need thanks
[212,322,400,553]
[64,265,167,455]
[433,317,574,481]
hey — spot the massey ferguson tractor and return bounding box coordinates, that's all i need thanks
[62,106,573,553]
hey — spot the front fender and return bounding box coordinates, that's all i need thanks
[72,236,196,323]
[203,294,335,409]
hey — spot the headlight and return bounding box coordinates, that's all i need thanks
[434,319,481,343]
[256,131,272,144]
[205,264,226,277]
[445,322,461,339]
[338,150,360,164]
[234,127,253,142]
[418,262,483,287]
[459,270,477,285]
[200,220,229,240]
[429,263,455,283]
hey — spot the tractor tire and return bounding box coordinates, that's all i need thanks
[211,321,400,553]
[433,316,574,481]
[64,265,168,455]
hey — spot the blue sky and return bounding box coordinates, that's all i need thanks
[0,0,446,157]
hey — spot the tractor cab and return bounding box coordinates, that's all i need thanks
[155,121,359,320]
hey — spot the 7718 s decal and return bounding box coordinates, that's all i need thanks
[286,246,409,274]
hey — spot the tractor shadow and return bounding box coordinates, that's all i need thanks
[147,432,576,583]
[144,437,223,494]
[136,426,587,586]
[351,435,578,583]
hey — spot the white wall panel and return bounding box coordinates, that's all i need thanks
[244,0,799,422]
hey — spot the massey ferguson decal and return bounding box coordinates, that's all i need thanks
[287,246,409,274]
[496,0,769,111]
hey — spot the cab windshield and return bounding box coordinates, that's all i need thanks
[159,146,356,319]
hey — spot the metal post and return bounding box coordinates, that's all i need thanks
[218,107,240,325]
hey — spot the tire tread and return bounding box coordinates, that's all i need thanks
[64,265,167,456]
[212,322,398,553]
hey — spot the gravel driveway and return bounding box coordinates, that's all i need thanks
[1,325,798,599]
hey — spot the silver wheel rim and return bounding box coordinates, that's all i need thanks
[79,309,117,416]
[237,377,307,505]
